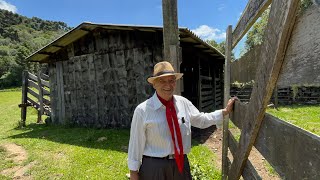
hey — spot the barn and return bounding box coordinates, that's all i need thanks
[26,22,225,128]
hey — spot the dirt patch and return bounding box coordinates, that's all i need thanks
[196,128,281,179]
[0,143,35,180]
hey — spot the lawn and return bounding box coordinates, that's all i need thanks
[267,104,320,135]
[0,89,220,179]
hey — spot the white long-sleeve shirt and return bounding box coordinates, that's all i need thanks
[128,93,223,171]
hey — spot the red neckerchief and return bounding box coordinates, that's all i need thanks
[157,93,184,173]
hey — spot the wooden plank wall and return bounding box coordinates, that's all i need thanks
[49,30,163,127]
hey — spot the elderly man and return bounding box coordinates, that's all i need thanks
[128,61,236,180]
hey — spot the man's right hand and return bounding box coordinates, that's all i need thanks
[130,170,139,180]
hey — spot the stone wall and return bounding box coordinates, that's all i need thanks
[277,4,320,87]
[231,4,320,87]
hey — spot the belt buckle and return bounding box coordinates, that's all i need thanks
[168,154,175,159]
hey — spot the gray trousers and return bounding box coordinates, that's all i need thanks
[139,155,192,180]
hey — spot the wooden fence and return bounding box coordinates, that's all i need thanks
[222,0,320,179]
[19,70,51,126]
[230,85,320,104]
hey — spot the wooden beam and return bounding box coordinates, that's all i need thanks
[228,131,262,180]
[228,0,300,179]
[20,71,28,127]
[162,0,181,95]
[232,0,272,48]
[37,71,44,123]
[28,72,37,82]
[222,25,232,179]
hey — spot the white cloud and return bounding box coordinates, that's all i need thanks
[0,0,17,13]
[191,25,226,41]
[218,4,225,11]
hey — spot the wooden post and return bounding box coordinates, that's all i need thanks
[274,86,278,109]
[228,0,300,179]
[162,0,181,95]
[21,70,28,127]
[37,71,44,123]
[222,25,232,179]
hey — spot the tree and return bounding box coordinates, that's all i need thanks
[206,39,234,60]
[244,0,313,53]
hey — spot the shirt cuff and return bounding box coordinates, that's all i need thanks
[211,109,223,127]
[128,159,141,171]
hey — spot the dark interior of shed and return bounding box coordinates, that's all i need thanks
[180,45,224,113]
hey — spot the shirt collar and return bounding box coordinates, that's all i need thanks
[151,92,177,110]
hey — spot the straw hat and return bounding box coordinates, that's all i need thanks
[147,61,183,84]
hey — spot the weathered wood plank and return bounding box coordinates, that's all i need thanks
[49,63,57,123]
[228,131,262,180]
[88,54,99,127]
[202,84,212,89]
[200,75,212,81]
[201,100,214,108]
[162,0,181,95]
[27,88,39,99]
[41,73,49,81]
[28,72,38,82]
[40,79,50,88]
[230,101,248,129]
[232,0,272,48]
[202,91,213,96]
[222,25,232,180]
[42,88,50,96]
[27,80,40,91]
[56,61,65,124]
[202,95,214,102]
[37,71,44,123]
[228,1,300,179]
[21,71,28,126]
[43,97,50,106]
[27,97,39,108]
[255,114,320,179]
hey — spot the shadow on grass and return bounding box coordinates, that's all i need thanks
[8,123,130,152]
[8,122,218,152]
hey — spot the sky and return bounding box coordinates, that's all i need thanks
[0,0,248,58]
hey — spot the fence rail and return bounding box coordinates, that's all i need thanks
[19,70,51,126]
[230,101,320,179]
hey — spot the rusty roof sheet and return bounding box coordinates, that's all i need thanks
[26,22,224,62]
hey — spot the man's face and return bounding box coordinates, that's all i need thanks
[153,75,176,100]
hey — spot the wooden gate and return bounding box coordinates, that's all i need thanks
[19,70,51,126]
[222,0,320,179]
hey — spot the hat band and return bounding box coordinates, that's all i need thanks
[153,70,175,77]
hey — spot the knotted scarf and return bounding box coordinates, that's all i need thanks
[157,94,184,173]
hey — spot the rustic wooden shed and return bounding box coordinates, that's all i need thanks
[26,22,225,128]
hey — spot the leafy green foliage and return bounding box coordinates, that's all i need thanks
[189,144,221,180]
[242,0,314,55]
[206,39,235,59]
[0,9,71,89]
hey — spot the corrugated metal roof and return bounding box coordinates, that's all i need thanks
[26,22,225,62]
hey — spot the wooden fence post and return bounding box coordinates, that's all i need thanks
[20,70,28,127]
[228,0,300,179]
[162,0,181,95]
[37,71,44,123]
[222,25,232,179]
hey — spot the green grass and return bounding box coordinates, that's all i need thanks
[267,105,320,135]
[0,89,220,179]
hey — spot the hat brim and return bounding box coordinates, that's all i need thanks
[147,73,183,84]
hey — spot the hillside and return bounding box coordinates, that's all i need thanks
[0,9,71,89]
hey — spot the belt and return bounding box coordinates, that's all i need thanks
[143,154,186,160]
